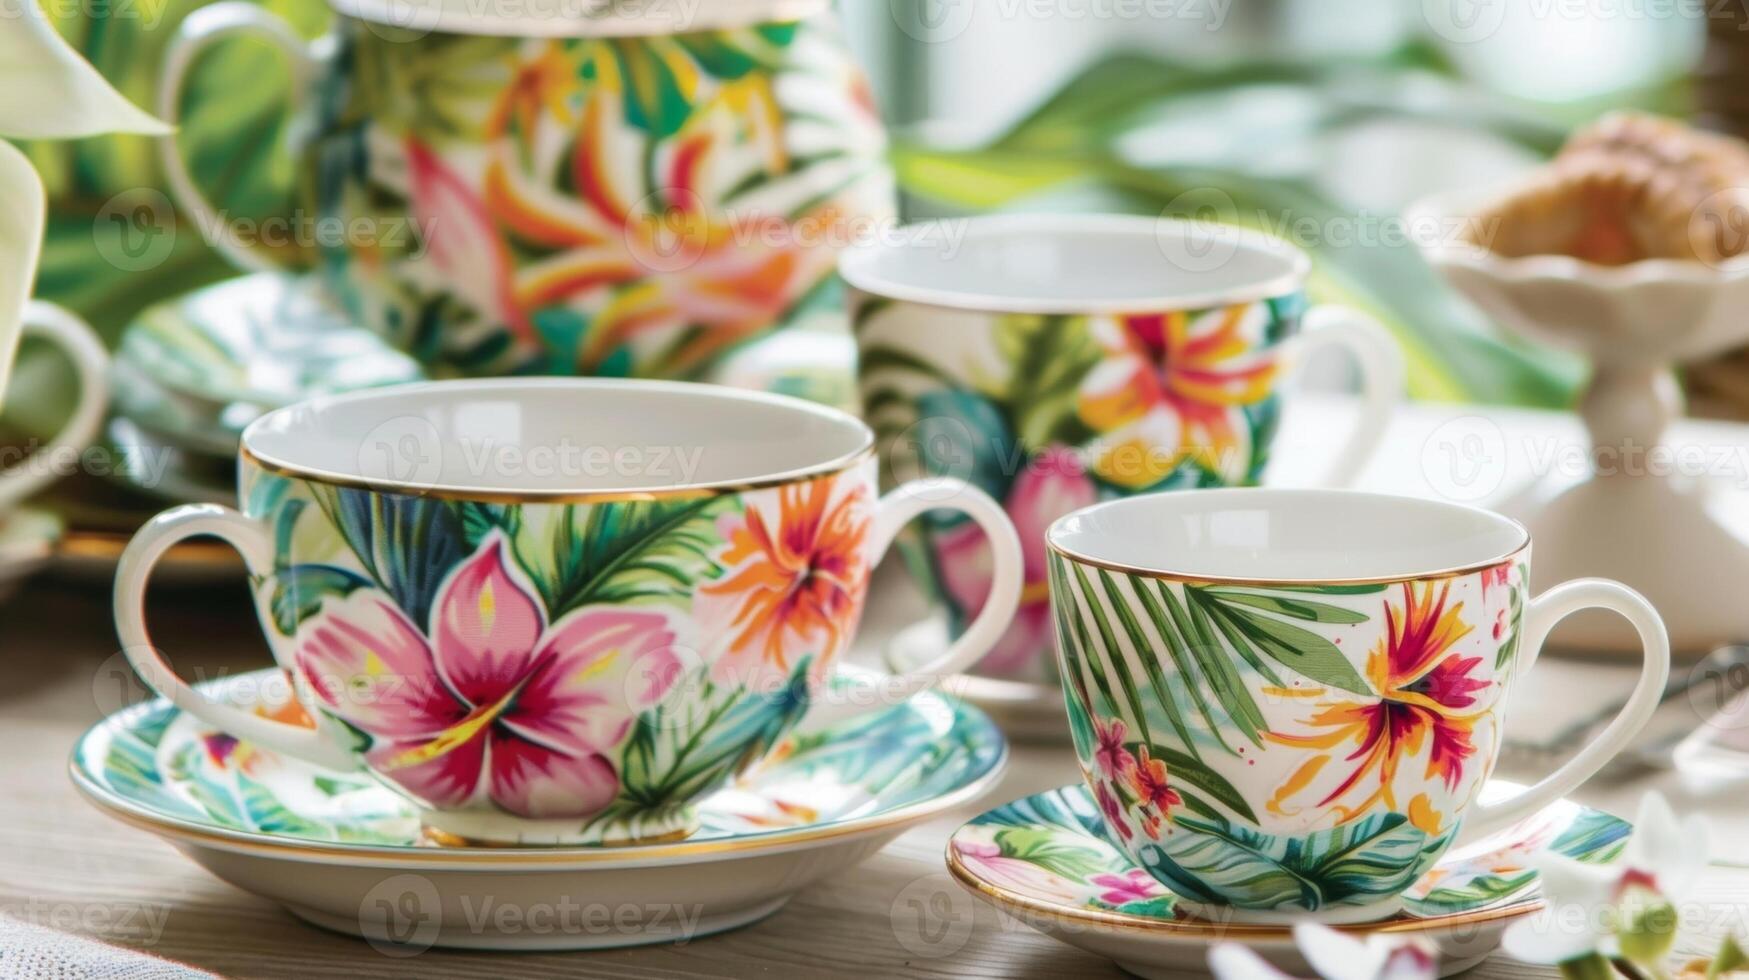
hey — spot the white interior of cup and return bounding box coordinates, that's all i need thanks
[243,379,871,495]
[329,0,827,38]
[838,213,1311,314]
[1049,489,1528,582]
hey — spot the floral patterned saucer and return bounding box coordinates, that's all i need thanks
[947,783,1631,978]
[73,669,1005,950]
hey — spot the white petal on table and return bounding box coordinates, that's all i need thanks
[0,139,44,404]
[0,0,169,401]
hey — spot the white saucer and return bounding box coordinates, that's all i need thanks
[72,669,1008,950]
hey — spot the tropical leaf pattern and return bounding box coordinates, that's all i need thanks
[1137,812,1448,911]
[73,669,1003,848]
[948,785,1632,924]
[240,457,883,834]
[1048,550,1530,912]
[854,293,1299,681]
[310,13,891,388]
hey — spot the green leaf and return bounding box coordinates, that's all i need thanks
[1556,953,1618,980]
[1128,574,1230,755]
[618,660,810,807]
[1070,563,1154,747]
[1131,742,1257,825]
[1404,871,1534,915]
[1095,569,1199,755]
[1711,936,1749,980]
[1159,583,1268,740]
[888,47,1587,408]
[994,827,1111,881]
[508,496,736,618]
[994,314,1102,448]
[1193,586,1371,695]
[270,564,370,637]
[1138,811,1439,911]
[310,484,471,630]
[1199,588,1370,624]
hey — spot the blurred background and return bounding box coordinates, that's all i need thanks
[9,0,1737,436]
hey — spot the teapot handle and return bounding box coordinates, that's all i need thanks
[157,3,324,273]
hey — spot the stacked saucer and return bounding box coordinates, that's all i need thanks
[103,272,423,505]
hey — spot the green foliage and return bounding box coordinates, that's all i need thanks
[308,484,471,630]
[1139,811,1442,912]
[504,495,738,618]
[993,314,1103,449]
[615,659,810,810]
[1053,553,1375,772]
[1186,585,1373,695]
[890,49,1592,407]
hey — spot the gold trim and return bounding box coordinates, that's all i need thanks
[239,443,877,505]
[944,846,1541,939]
[1047,539,1532,588]
[69,744,1007,869]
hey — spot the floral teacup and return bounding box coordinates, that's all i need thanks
[157,0,891,393]
[115,379,1020,845]
[1047,488,1669,922]
[845,214,1404,682]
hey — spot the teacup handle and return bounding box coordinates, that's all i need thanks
[114,504,358,771]
[1460,578,1670,841]
[157,3,320,273]
[797,478,1023,733]
[1276,305,1404,488]
[0,302,109,512]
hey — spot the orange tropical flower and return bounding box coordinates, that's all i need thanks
[471,41,873,378]
[1265,581,1490,828]
[1076,306,1279,489]
[698,475,872,684]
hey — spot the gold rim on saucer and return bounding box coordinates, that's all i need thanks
[943,845,1544,940]
[69,733,1007,870]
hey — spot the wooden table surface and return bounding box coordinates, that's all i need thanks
[5,399,1749,979]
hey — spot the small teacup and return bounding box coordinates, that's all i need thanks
[845,215,1404,681]
[116,379,1020,845]
[1046,488,1669,922]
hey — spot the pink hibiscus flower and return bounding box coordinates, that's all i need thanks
[933,446,1096,676]
[1091,870,1164,906]
[292,532,684,819]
